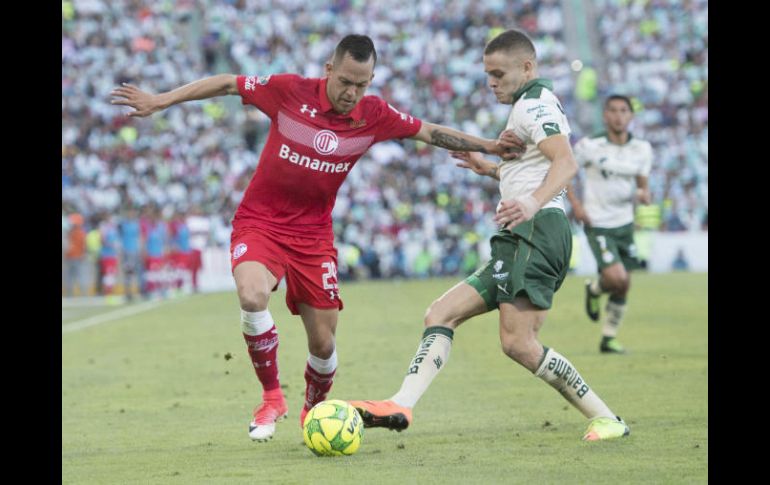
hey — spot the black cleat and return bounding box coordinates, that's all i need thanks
[585,280,601,322]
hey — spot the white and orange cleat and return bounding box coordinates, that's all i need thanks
[248,389,288,442]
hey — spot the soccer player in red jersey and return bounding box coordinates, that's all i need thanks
[111,34,522,442]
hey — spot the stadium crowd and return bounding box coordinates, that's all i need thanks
[62,0,707,294]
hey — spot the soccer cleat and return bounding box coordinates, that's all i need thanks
[248,390,288,442]
[585,280,601,322]
[348,400,412,432]
[600,336,626,354]
[582,416,630,441]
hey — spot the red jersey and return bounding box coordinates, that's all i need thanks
[233,74,422,239]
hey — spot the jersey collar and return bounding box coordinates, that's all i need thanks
[599,131,634,145]
[319,78,364,121]
[511,78,553,104]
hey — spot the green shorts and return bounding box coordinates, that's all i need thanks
[466,208,572,310]
[585,223,641,271]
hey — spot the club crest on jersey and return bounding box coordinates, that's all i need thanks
[313,130,339,155]
[494,260,503,272]
[257,75,271,85]
[233,243,248,260]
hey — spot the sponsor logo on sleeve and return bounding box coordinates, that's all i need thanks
[257,75,271,85]
[244,76,257,91]
[542,122,561,136]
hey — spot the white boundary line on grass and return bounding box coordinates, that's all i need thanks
[62,297,187,334]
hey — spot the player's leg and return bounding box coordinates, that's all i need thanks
[282,238,344,427]
[598,224,643,352]
[351,276,490,431]
[597,262,629,353]
[234,260,287,441]
[297,304,339,427]
[499,297,629,441]
[232,229,288,441]
[584,226,612,321]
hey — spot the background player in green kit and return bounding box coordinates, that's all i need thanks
[351,29,630,442]
[567,95,653,354]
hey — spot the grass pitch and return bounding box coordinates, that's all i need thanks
[62,272,707,484]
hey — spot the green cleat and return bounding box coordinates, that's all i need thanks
[582,416,630,441]
[600,336,626,354]
[585,280,600,322]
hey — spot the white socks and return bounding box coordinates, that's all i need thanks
[602,300,627,338]
[307,350,338,374]
[241,309,275,336]
[391,326,454,408]
[534,347,614,419]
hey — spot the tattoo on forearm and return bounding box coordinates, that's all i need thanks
[430,129,487,153]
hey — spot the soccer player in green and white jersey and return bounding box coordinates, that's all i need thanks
[350,29,629,442]
[567,95,653,354]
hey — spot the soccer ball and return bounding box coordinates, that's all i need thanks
[302,399,364,456]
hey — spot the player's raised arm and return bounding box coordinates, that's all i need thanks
[110,74,239,117]
[411,121,525,158]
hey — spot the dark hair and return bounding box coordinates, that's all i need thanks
[333,34,377,66]
[484,29,536,58]
[605,95,634,112]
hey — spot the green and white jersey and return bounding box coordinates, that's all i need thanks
[573,133,653,228]
[499,78,571,213]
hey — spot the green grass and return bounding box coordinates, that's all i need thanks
[62,272,707,484]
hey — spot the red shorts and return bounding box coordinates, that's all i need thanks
[169,251,191,269]
[100,257,118,289]
[100,256,118,275]
[230,227,342,315]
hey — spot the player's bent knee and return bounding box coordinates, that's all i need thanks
[500,338,539,370]
[238,288,271,312]
[423,302,461,328]
[308,341,335,360]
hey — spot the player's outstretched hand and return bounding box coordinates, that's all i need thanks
[451,151,497,177]
[111,83,162,117]
[494,195,540,229]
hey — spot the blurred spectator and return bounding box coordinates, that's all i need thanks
[118,206,142,301]
[593,0,708,232]
[86,215,103,295]
[64,213,88,297]
[62,0,706,286]
[99,214,120,297]
[671,248,690,271]
[144,207,169,299]
[186,205,211,292]
[169,210,192,294]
